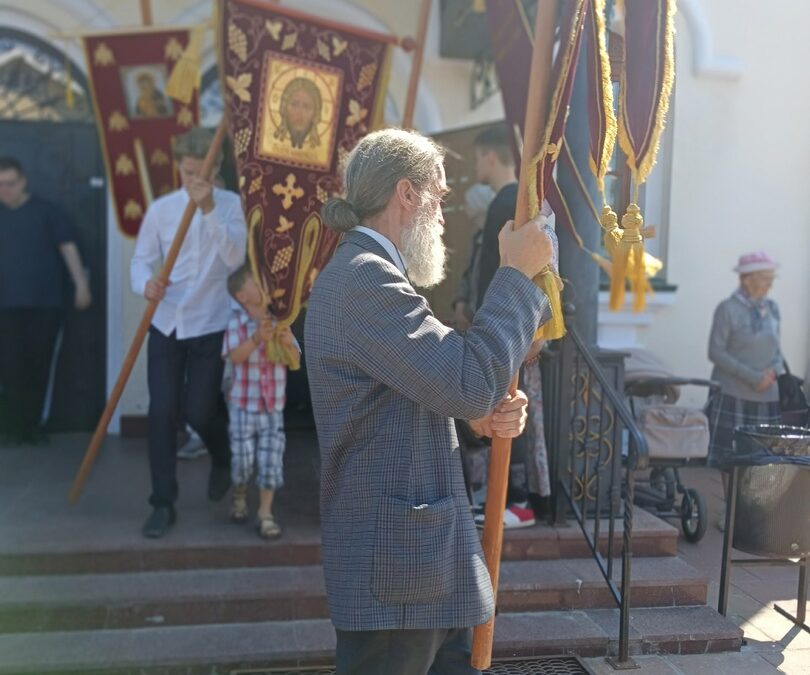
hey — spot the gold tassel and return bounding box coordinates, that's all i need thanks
[535,267,565,340]
[608,202,646,311]
[166,26,204,104]
[264,330,301,371]
[63,45,75,109]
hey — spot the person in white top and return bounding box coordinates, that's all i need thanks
[130,128,247,538]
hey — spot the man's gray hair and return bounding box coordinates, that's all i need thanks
[322,128,445,233]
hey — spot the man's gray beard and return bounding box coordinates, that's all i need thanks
[400,206,447,288]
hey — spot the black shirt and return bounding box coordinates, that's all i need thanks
[476,182,518,311]
[0,196,76,309]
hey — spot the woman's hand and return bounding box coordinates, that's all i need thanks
[755,368,777,392]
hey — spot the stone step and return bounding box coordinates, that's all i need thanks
[0,606,742,674]
[0,557,706,633]
[0,507,678,576]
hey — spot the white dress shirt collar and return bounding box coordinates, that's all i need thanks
[352,225,407,276]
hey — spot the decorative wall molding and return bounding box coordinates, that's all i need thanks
[678,0,742,80]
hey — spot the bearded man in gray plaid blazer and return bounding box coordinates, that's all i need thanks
[305,129,553,675]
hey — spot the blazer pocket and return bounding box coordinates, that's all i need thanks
[371,495,458,605]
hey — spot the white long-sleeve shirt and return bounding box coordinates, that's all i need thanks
[130,188,247,339]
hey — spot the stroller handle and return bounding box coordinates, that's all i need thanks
[626,376,721,394]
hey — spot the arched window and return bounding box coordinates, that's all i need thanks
[0,28,93,122]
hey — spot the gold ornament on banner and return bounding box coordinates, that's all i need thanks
[164,37,184,61]
[150,149,169,166]
[265,20,282,40]
[115,153,135,176]
[228,22,248,62]
[226,74,252,103]
[108,111,129,132]
[93,42,115,66]
[177,106,194,127]
[123,199,143,220]
[272,174,304,210]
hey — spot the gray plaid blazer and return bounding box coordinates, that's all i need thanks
[304,230,550,631]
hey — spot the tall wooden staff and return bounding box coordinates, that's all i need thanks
[471,0,559,669]
[401,0,432,128]
[69,118,228,504]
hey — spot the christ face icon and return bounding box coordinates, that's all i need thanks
[276,77,322,149]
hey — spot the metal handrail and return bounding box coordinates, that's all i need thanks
[540,316,648,667]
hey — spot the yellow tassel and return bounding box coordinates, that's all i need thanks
[535,267,565,340]
[264,330,301,371]
[63,47,75,109]
[166,26,204,104]
[609,202,647,312]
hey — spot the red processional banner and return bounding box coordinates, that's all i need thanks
[82,29,200,237]
[219,0,392,326]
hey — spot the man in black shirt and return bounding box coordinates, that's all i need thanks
[0,156,92,444]
[471,124,538,528]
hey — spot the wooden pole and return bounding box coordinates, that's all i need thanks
[139,0,153,26]
[401,0,432,128]
[470,0,559,669]
[68,118,228,504]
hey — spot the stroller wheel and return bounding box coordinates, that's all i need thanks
[680,488,707,543]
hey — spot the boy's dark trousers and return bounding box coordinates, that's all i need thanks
[147,326,230,507]
[0,307,63,438]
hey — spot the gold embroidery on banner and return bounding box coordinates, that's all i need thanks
[150,149,169,166]
[93,43,115,66]
[357,62,377,91]
[177,106,193,127]
[317,39,331,62]
[228,22,248,62]
[115,154,135,175]
[272,288,286,299]
[248,176,263,194]
[239,175,246,189]
[277,216,294,233]
[315,185,328,204]
[124,200,143,220]
[332,37,347,56]
[233,128,252,155]
[271,245,294,273]
[165,37,184,61]
[272,173,304,210]
[346,100,367,127]
[108,111,129,132]
[227,73,252,103]
[266,20,282,41]
[281,32,298,51]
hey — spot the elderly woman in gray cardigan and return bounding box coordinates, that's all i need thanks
[706,252,783,467]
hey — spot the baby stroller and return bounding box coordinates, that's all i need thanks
[624,349,720,543]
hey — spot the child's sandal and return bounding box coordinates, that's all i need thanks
[257,515,282,540]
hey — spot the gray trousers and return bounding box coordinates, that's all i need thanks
[335,628,479,675]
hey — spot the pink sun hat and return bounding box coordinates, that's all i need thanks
[733,251,779,275]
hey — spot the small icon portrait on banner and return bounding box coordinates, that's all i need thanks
[259,55,342,171]
[121,65,172,119]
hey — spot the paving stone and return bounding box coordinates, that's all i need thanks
[666,651,780,675]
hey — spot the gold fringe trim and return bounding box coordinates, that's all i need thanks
[617,0,676,190]
[535,269,565,341]
[590,0,617,196]
[369,45,392,132]
[265,331,301,370]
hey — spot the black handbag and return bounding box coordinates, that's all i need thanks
[778,361,809,427]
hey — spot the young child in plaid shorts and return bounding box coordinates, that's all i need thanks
[223,264,298,539]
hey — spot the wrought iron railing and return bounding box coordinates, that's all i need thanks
[540,312,648,667]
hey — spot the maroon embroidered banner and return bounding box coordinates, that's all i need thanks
[82,29,200,237]
[617,0,675,191]
[220,0,392,326]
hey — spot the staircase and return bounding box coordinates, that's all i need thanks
[0,506,741,674]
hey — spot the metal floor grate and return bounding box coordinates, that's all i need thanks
[232,655,593,675]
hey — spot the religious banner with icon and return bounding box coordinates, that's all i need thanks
[219,0,391,327]
[82,28,200,236]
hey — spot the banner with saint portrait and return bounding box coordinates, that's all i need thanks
[219,0,392,326]
[82,28,200,237]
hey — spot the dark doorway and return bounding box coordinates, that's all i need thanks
[0,120,107,431]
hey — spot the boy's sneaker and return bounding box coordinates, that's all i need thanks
[177,433,207,460]
[474,501,536,529]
